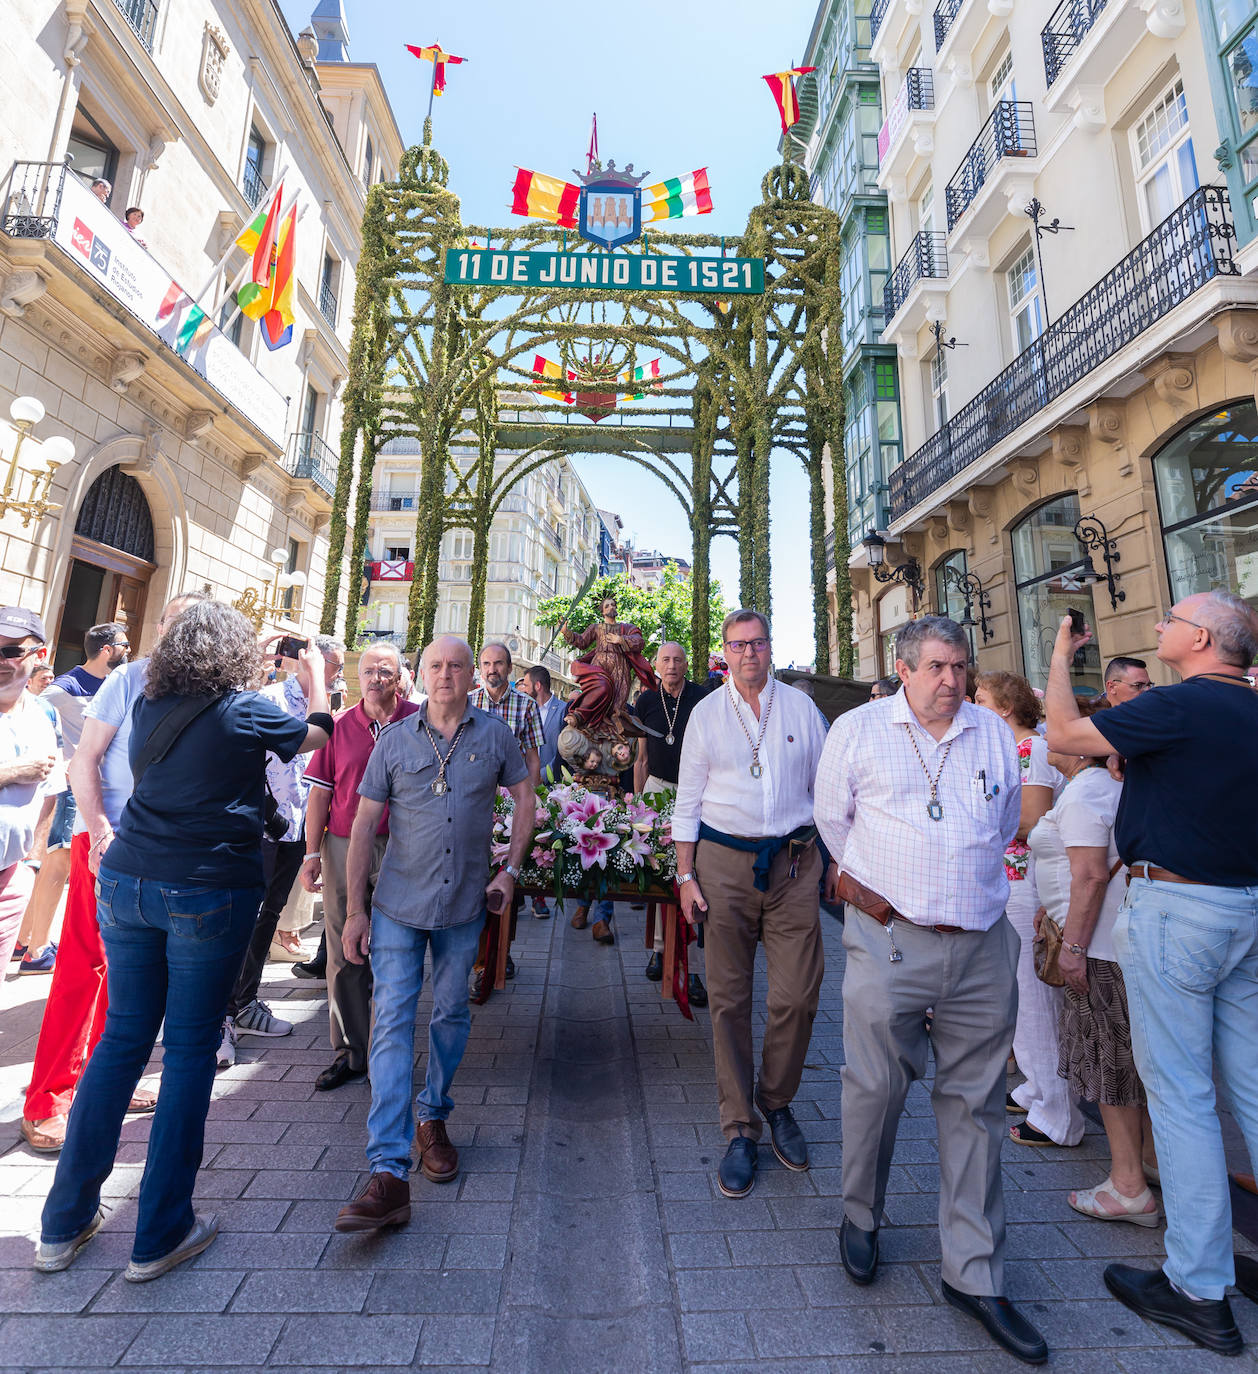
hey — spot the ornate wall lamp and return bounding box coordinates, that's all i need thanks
[1,396,75,526]
[939,563,994,644]
[1073,513,1125,611]
[233,547,306,631]
[862,529,925,602]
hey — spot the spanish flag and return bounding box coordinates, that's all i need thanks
[531,354,573,404]
[762,67,816,132]
[405,43,466,95]
[642,169,712,224]
[511,169,580,228]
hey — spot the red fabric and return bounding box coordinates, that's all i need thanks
[304,700,418,837]
[25,832,107,1122]
[671,907,695,1022]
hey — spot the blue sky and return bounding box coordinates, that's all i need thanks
[281,0,825,664]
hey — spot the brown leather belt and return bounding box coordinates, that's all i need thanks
[894,915,967,934]
[1126,861,1207,887]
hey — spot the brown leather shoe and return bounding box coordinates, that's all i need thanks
[570,905,589,930]
[416,1119,459,1183]
[592,919,615,945]
[21,1116,66,1153]
[333,1171,411,1232]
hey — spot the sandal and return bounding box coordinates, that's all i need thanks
[127,1089,157,1114]
[1069,1177,1160,1227]
[1006,1093,1025,1115]
[1009,1122,1076,1147]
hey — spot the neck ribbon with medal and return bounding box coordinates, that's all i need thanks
[902,723,955,821]
[422,718,467,794]
[660,683,684,746]
[729,678,775,778]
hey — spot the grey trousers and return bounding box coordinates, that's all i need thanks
[840,909,1019,1295]
[322,832,385,1071]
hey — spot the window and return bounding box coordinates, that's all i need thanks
[1011,494,1101,692]
[1153,402,1258,610]
[1007,244,1044,352]
[385,544,410,562]
[219,298,244,349]
[1132,78,1199,229]
[244,124,269,207]
[449,532,473,560]
[918,185,935,236]
[988,48,1016,106]
[300,383,320,436]
[319,251,338,326]
[282,537,302,611]
[1212,7,1258,222]
[934,549,978,661]
[929,346,949,430]
[67,106,119,191]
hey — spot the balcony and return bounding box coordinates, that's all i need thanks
[934,0,1013,73]
[368,560,415,582]
[934,0,967,49]
[283,431,337,499]
[870,0,892,43]
[318,278,337,327]
[542,521,563,552]
[370,491,417,512]
[877,69,936,196]
[242,161,268,210]
[114,0,159,52]
[889,186,1238,519]
[883,231,949,332]
[498,494,528,514]
[944,101,1037,238]
[1042,1,1186,126]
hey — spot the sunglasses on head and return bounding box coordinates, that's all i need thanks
[0,644,39,660]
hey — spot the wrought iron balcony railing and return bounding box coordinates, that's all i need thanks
[934,0,967,50]
[944,101,1036,230]
[283,431,337,497]
[318,278,337,326]
[242,161,268,210]
[1,161,68,238]
[890,185,1238,518]
[370,491,416,511]
[114,0,159,51]
[1042,0,1108,87]
[870,0,892,42]
[905,67,934,114]
[883,231,949,322]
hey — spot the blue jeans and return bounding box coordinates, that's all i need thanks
[366,909,486,1179]
[1114,876,1258,1299]
[40,867,261,1263]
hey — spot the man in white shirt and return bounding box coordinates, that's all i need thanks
[814,616,1046,1366]
[673,609,829,1200]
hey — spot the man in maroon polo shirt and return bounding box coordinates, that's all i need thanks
[301,644,417,1091]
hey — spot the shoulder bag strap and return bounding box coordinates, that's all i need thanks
[130,694,219,789]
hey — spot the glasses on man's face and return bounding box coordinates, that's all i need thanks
[1125,679,1154,692]
[1160,609,1206,633]
[113,642,130,653]
[361,668,398,681]
[0,644,38,660]
[723,637,769,655]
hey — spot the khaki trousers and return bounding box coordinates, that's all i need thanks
[322,832,385,1071]
[840,908,1019,1295]
[697,837,824,1141]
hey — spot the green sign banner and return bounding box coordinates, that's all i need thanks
[443,248,764,295]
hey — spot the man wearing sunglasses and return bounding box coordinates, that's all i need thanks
[0,607,64,971]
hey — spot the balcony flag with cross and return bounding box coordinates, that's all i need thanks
[762,66,816,132]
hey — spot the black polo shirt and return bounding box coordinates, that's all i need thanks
[633,680,711,785]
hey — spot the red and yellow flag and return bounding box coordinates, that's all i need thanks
[762,67,816,132]
[405,42,466,95]
[531,354,574,404]
[511,169,580,229]
[260,207,297,347]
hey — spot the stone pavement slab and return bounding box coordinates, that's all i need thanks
[3,903,1258,1371]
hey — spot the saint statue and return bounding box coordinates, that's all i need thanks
[561,595,655,736]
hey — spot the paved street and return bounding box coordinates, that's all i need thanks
[2,906,1257,1372]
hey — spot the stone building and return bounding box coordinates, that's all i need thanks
[0,0,400,666]
[847,0,1258,686]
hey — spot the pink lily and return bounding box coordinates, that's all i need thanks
[573,824,617,870]
[621,831,652,866]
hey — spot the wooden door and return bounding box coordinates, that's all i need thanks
[109,574,147,648]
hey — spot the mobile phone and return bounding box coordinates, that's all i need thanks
[1067,607,1085,635]
[330,690,343,711]
[275,633,309,662]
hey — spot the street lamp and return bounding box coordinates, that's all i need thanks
[1073,513,1125,612]
[1,396,75,526]
[862,529,924,602]
[233,547,307,631]
[939,563,994,645]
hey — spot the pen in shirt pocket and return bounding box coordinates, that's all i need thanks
[974,768,1000,801]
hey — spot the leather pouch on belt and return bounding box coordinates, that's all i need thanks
[837,871,898,925]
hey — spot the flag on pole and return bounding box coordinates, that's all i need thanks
[259,207,296,347]
[642,169,713,223]
[234,182,284,320]
[586,113,599,174]
[405,42,466,95]
[157,284,215,354]
[762,67,816,131]
[511,169,581,228]
[621,358,661,399]
[531,354,574,404]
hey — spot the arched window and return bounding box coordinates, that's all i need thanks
[933,549,976,662]
[1153,402,1258,609]
[1010,493,1100,693]
[74,465,155,561]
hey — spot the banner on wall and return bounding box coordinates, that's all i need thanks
[51,171,289,447]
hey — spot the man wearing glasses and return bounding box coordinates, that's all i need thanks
[1046,593,1258,1356]
[301,644,418,1091]
[0,607,62,970]
[672,609,829,1199]
[1101,655,1153,706]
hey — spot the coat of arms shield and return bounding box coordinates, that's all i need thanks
[577,167,645,248]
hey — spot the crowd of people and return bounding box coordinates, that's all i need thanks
[4,590,1258,1363]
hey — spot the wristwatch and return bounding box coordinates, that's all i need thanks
[677,871,696,885]
[504,863,521,879]
[1065,941,1087,956]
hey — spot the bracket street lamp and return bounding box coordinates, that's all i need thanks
[1,396,75,526]
[1024,197,1074,328]
[1073,514,1125,612]
[862,529,925,602]
[233,547,307,632]
[939,563,994,645]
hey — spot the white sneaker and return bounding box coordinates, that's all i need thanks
[234,998,292,1037]
[215,1017,237,1069]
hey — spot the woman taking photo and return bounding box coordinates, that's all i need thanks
[36,601,332,1280]
[974,671,1080,1148]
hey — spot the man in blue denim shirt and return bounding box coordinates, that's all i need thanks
[1047,592,1258,1357]
[333,635,535,1233]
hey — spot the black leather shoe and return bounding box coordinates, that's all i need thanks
[716,1136,757,1198]
[1104,1264,1243,1356]
[315,1059,367,1092]
[941,1281,1048,1365]
[505,955,516,980]
[755,1094,807,1170]
[1236,1253,1258,1305]
[687,974,708,1008]
[839,1216,878,1286]
[645,951,663,982]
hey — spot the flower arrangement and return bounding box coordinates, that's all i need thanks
[492,782,678,903]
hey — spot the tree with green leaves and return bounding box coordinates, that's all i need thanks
[536,565,726,668]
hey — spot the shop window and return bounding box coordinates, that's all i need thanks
[1011,493,1101,693]
[1132,78,1199,230]
[1154,401,1258,608]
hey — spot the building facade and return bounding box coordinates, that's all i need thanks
[0,0,400,666]
[850,0,1258,687]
